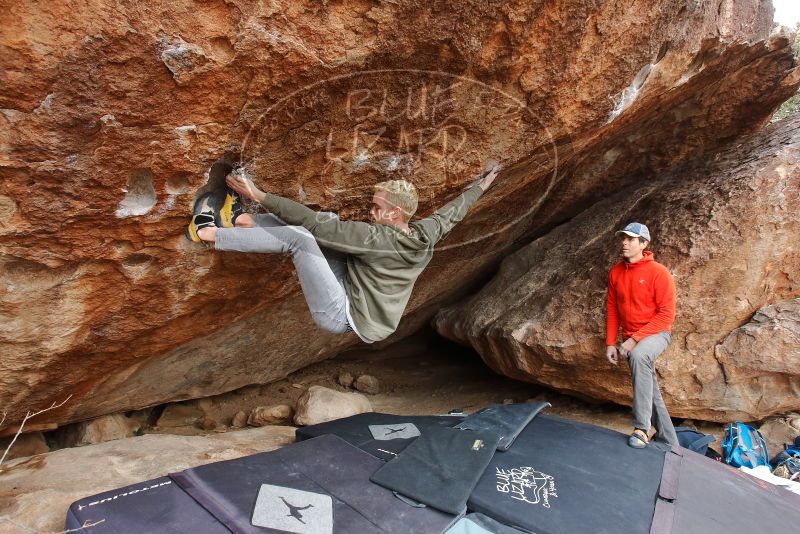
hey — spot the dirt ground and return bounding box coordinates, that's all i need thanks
[141,330,730,453]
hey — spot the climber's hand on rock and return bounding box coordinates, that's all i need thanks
[619,337,637,357]
[477,164,502,191]
[606,345,619,365]
[226,173,265,202]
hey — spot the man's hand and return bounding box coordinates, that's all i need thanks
[619,337,637,358]
[606,346,619,365]
[226,172,266,203]
[477,164,502,191]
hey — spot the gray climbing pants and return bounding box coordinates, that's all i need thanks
[627,331,678,446]
[214,213,351,335]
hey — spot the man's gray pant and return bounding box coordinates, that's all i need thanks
[214,213,351,335]
[627,331,678,446]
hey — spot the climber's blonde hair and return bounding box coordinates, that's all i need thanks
[373,179,418,221]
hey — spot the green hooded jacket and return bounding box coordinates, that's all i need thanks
[260,184,484,342]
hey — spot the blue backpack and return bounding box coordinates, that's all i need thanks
[722,422,769,469]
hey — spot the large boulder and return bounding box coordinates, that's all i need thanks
[1,0,797,432]
[434,114,800,422]
[715,299,800,417]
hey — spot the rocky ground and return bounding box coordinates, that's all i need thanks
[3,331,799,533]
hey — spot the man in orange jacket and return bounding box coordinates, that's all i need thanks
[605,222,679,449]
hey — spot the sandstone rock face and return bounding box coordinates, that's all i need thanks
[434,115,800,422]
[0,427,295,533]
[293,386,371,426]
[1,0,798,432]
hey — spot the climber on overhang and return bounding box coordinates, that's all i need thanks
[186,164,501,343]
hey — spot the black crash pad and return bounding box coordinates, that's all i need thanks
[455,402,550,451]
[170,433,461,533]
[65,476,230,534]
[295,412,463,461]
[371,426,501,515]
[468,415,667,534]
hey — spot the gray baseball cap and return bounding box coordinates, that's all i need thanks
[615,222,651,241]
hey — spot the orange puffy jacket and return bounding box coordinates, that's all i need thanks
[605,251,676,346]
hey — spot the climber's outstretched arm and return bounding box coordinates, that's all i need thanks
[415,163,502,243]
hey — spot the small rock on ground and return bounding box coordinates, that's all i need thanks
[338,372,354,388]
[294,386,372,426]
[230,411,248,428]
[248,404,294,427]
[354,374,380,394]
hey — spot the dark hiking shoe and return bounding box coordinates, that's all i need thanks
[628,428,649,449]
